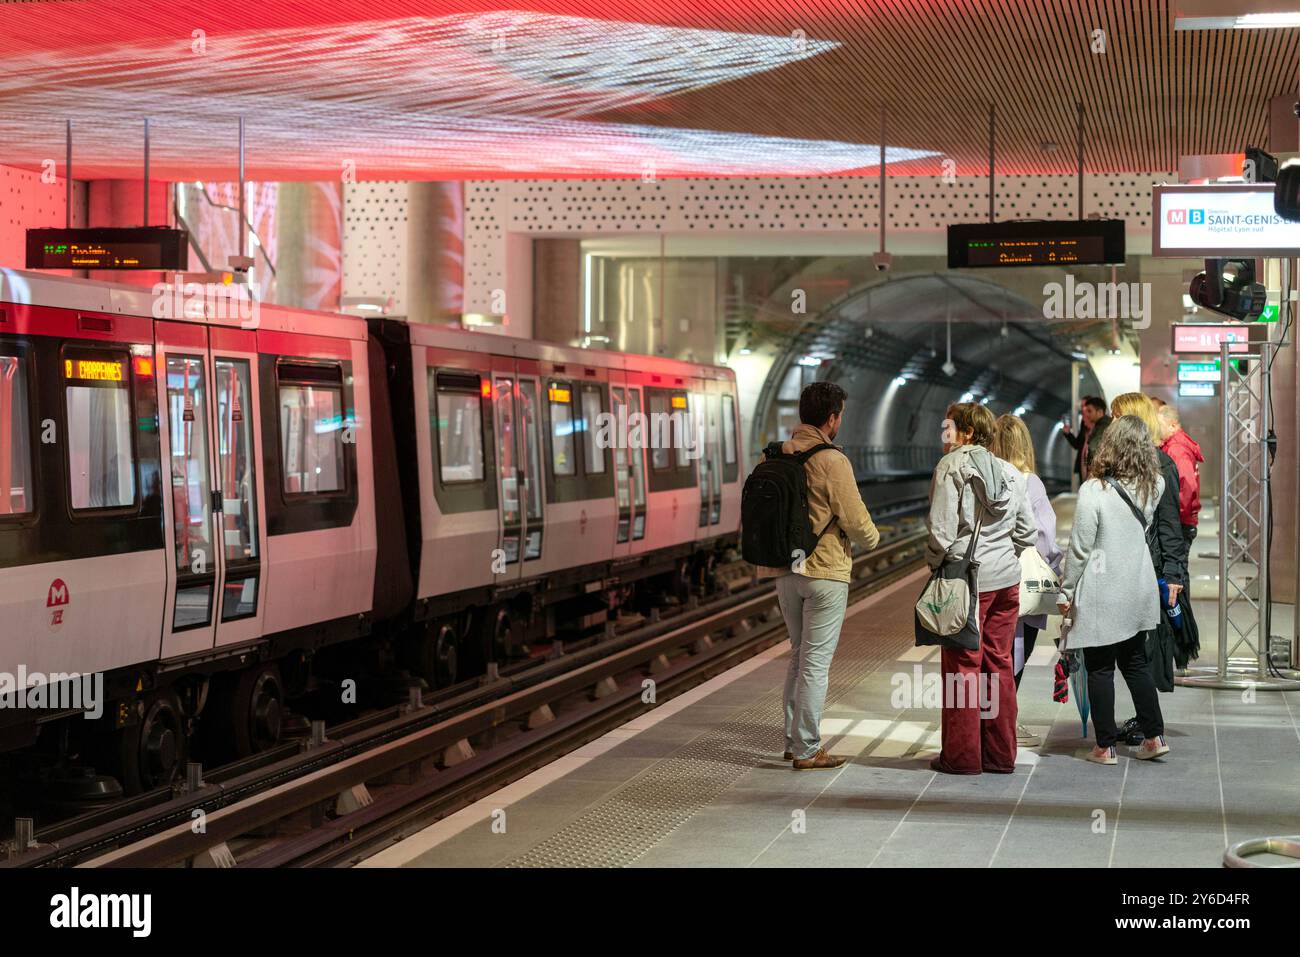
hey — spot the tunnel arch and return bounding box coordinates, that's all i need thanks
[750,272,1100,489]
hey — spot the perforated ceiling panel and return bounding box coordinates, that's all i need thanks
[495,172,1168,233]
[341,181,408,312]
[0,163,85,269]
[464,182,508,315]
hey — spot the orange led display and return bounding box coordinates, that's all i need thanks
[64,357,126,382]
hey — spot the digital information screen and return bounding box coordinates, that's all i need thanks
[1171,323,1267,355]
[1177,361,1219,383]
[948,220,1125,268]
[1179,382,1217,398]
[64,355,126,383]
[27,227,189,270]
[1152,184,1300,258]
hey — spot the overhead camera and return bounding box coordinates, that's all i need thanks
[872,251,893,273]
[1188,258,1266,321]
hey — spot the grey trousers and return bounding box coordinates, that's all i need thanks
[775,574,850,760]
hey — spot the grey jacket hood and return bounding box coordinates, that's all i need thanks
[925,444,1037,592]
[950,445,1011,521]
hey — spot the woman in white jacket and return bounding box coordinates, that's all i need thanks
[1058,415,1171,765]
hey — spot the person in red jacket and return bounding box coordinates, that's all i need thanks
[1157,404,1204,550]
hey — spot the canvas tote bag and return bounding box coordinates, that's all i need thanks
[914,498,983,650]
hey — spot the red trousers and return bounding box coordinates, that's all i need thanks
[935,585,1020,774]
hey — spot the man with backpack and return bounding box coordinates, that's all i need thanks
[743,381,879,770]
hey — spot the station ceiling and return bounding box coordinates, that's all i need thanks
[0,1,1297,181]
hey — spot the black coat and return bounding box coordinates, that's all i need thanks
[1063,416,1112,477]
[1152,449,1189,586]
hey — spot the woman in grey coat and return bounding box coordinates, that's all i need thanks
[1058,416,1171,765]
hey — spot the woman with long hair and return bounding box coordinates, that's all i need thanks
[922,402,1037,774]
[1059,415,1171,764]
[1109,392,1188,708]
[991,414,1062,747]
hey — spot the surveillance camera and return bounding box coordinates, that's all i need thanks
[872,251,893,272]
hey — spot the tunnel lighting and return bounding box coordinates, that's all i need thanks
[892,376,907,387]
[980,396,992,405]
[1013,405,1027,416]
[1176,12,1300,29]
[959,391,975,403]
[1235,12,1300,28]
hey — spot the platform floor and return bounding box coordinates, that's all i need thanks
[363,504,1300,869]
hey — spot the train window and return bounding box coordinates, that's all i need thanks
[63,348,137,510]
[647,390,671,470]
[221,574,259,622]
[0,351,34,516]
[628,388,646,514]
[674,392,693,468]
[279,364,347,495]
[166,356,215,577]
[722,394,738,470]
[518,380,544,558]
[215,359,259,562]
[548,381,575,476]
[431,370,485,484]
[580,384,606,475]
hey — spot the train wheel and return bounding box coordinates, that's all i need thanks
[410,622,459,689]
[231,664,284,757]
[114,691,186,795]
[487,607,523,664]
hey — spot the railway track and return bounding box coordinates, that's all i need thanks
[4,524,928,869]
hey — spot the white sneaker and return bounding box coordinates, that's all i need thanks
[1086,745,1118,765]
[1016,724,1041,747]
[1134,734,1170,760]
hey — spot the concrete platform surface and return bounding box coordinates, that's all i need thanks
[362,508,1300,869]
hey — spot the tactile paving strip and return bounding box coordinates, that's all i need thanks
[506,577,920,867]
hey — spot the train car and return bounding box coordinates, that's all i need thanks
[370,320,743,687]
[0,269,742,796]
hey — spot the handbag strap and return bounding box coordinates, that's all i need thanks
[1104,477,1150,532]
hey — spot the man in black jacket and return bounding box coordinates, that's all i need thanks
[1062,396,1111,480]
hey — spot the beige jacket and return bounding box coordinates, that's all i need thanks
[755,424,880,583]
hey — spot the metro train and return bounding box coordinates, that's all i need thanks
[0,269,743,794]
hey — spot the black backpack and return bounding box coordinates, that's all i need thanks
[741,441,837,568]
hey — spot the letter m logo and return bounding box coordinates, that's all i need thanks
[1166,209,1186,225]
[47,579,69,607]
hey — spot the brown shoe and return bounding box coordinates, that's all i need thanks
[783,751,794,761]
[792,748,847,770]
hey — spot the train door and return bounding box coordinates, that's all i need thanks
[610,373,631,557]
[706,382,723,528]
[490,359,545,581]
[616,376,649,556]
[157,322,265,659]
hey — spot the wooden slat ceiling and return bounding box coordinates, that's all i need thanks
[0,0,1297,179]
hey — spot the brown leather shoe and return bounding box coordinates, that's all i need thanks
[792,748,847,770]
[783,751,794,761]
